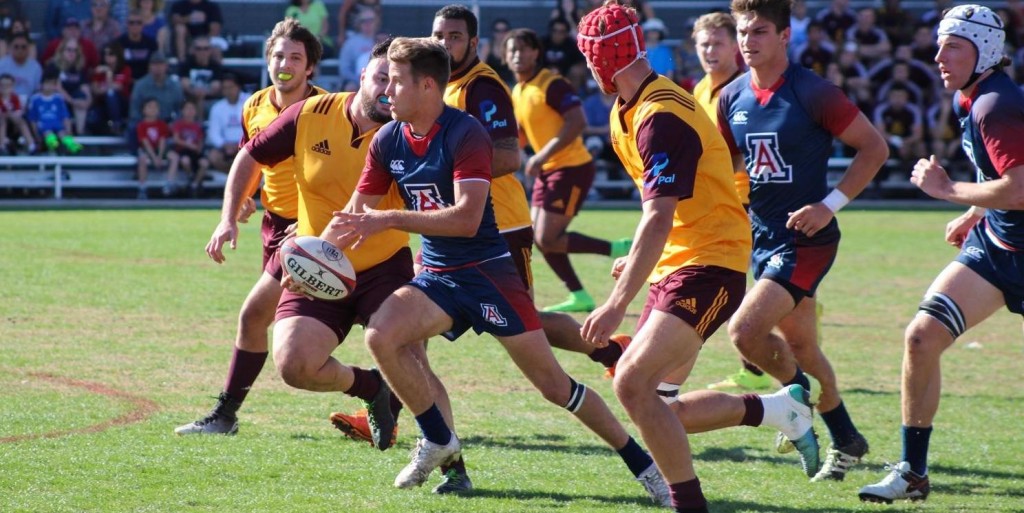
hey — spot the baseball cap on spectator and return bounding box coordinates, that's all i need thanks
[64,17,81,28]
[642,18,668,37]
[149,51,168,64]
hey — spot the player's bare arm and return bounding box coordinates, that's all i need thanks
[581,196,676,346]
[914,159,1024,211]
[206,148,263,263]
[786,113,888,237]
[491,136,521,177]
[945,206,986,248]
[525,106,586,179]
[337,181,491,251]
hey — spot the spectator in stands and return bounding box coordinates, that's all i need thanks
[909,24,939,64]
[46,38,92,135]
[543,17,586,92]
[795,21,834,77]
[83,0,122,51]
[26,69,82,154]
[170,0,223,61]
[0,1,24,55]
[42,17,100,69]
[205,73,246,172]
[179,35,222,112]
[134,0,169,54]
[846,8,890,67]
[168,98,207,197]
[835,43,872,111]
[0,73,35,154]
[337,7,376,88]
[876,0,913,47]
[559,0,654,28]
[118,9,158,80]
[334,0,378,49]
[789,0,811,59]
[927,88,963,171]
[874,84,925,170]
[0,33,40,102]
[88,41,131,133]
[129,51,183,123]
[45,0,92,40]
[642,18,675,80]
[483,17,514,86]
[135,96,174,198]
[919,0,952,30]
[816,0,856,45]
[285,0,331,54]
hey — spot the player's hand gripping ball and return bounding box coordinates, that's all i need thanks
[280,236,356,301]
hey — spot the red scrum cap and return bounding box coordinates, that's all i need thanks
[576,2,646,94]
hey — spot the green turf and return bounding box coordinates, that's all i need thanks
[1,208,1021,512]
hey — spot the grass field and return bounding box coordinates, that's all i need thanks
[1,208,1022,513]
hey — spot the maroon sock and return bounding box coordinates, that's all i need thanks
[739,393,764,427]
[669,478,708,513]
[567,232,612,255]
[440,455,467,475]
[741,358,765,376]
[223,348,268,402]
[344,367,380,402]
[541,251,584,292]
[389,392,404,418]
[589,341,623,367]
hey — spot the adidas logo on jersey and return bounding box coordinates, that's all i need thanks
[311,139,331,155]
[675,297,697,314]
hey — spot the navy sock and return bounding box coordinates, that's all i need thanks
[901,425,932,476]
[617,437,653,477]
[820,401,859,447]
[669,478,708,513]
[440,455,467,475]
[415,404,452,446]
[589,340,623,367]
[782,367,811,392]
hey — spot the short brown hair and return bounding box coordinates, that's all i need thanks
[693,12,737,41]
[505,28,543,53]
[264,18,323,76]
[387,37,450,88]
[730,0,792,32]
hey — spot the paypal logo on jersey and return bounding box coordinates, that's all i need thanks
[479,100,507,130]
[645,152,674,188]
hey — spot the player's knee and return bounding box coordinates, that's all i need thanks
[534,231,560,253]
[611,365,646,404]
[907,292,964,355]
[904,317,951,359]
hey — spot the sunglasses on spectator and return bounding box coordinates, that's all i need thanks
[128,19,143,25]
[194,46,211,51]
[12,44,27,49]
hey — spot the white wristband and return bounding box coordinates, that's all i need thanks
[821,188,850,213]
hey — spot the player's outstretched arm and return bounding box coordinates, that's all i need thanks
[206,148,262,263]
[582,196,675,346]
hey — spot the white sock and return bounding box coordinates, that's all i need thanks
[758,389,789,430]
[656,382,679,404]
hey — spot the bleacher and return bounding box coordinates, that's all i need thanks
[7,1,982,201]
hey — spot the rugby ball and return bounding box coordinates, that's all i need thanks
[280,236,356,301]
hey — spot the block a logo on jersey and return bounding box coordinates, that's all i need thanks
[746,133,793,183]
[480,303,508,327]
[311,139,331,156]
[644,152,674,188]
[479,100,508,131]
[404,184,449,211]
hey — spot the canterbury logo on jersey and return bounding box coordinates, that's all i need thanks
[745,133,793,183]
[311,139,331,155]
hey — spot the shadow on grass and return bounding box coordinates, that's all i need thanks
[459,433,609,457]
[694,446,795,467]
[461,487,652,507]
[711,500,866,513]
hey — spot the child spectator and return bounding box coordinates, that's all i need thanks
[46,37,92,135]
[88,41,131,133]
[0,73,35,153]
[135,96,176,198]
[168,99,208,197]
[26,69,82,154]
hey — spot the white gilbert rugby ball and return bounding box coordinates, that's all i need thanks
[280,236,356,301]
